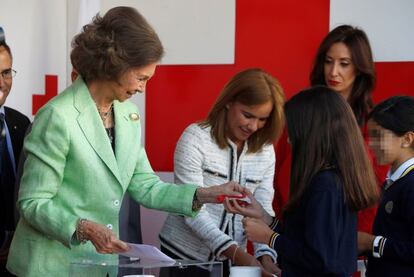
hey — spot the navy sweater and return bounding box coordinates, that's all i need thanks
[366,170,414,277]
[272,170,357,276]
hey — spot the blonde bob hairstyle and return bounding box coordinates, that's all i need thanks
[200,68,285,153]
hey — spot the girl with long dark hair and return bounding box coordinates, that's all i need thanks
[226,86,379,276]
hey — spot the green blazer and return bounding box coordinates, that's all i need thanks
[7,78,197,277]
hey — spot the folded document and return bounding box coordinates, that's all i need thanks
[120,243,175,263]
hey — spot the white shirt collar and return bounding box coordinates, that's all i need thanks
[387,157,414,183]
[0,105,5,115]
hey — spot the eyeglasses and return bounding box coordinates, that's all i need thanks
[0,68,17,80]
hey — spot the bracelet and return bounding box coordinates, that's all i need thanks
[231,245,239,264]
[76,218,88,244]
[192,188,203,211]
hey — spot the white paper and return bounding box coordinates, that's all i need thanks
[119,243,175,263]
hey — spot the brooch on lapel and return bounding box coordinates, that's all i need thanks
[129,113,140,121]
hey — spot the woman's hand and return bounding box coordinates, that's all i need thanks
[196,181,247,204]
[259,255,282,277]
[223,244,260,266]
[242,217,275,244]
[223,245,277,277]
[224,190,273,225]
[232,250,275,277]
[80,220,130,254]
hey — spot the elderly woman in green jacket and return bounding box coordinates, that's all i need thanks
[6,7,243,277]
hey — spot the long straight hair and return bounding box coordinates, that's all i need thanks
[310,25,375,126]
[283,86,379,215]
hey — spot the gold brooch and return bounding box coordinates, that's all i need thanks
[129,113,140,121]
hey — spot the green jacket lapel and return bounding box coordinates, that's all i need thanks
[113,100,139,185]
[72,78,122,185]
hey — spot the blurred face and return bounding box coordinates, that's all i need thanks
[0,47,13,106]
[226,101,273,146]
[368,120,403,167]
[110,62,157,102]
[324,42,357,100]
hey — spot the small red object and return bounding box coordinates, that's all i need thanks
[236,199,249,207]
[216,194,246,203]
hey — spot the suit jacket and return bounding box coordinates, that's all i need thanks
[7,78,197,277]
[0,107,30,257]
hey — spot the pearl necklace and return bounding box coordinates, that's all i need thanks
[96,104,113,124]
[96,104,114,145]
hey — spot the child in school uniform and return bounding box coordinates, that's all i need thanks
[225,86,379,276]
[358,95,414,277]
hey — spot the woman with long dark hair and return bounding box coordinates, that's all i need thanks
[273,25,388,234]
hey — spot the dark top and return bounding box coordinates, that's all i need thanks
[273,127,389,233]
[0,107,30,253]
[272,169,357,276]
[366,170,414,277]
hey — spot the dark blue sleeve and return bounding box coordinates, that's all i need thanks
[270,217,282,233]
[382,184,414,264]
[273,178,343,273]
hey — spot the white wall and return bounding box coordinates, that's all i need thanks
[331,0,414,62]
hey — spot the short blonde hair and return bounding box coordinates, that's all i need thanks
[201,68,285,153]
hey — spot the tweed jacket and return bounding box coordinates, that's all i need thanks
[159,123,277,262]
[6,78,197,277]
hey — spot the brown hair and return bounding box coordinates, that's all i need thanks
[310,25,375,126]
[201,68,285,153]
[284,86,379,215]
[0,42,12,60]
[70,6,164,83]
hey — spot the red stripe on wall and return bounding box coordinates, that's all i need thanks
[32,75,58,115]
[147,0,330,171]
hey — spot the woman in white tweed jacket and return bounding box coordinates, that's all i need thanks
[159,68,285,277]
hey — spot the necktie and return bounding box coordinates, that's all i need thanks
[0,113,6,174]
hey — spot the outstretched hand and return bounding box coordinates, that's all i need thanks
[197,181,247,204]
[224,190,273,225]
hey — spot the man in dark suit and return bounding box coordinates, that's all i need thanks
[0,29,30,276]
